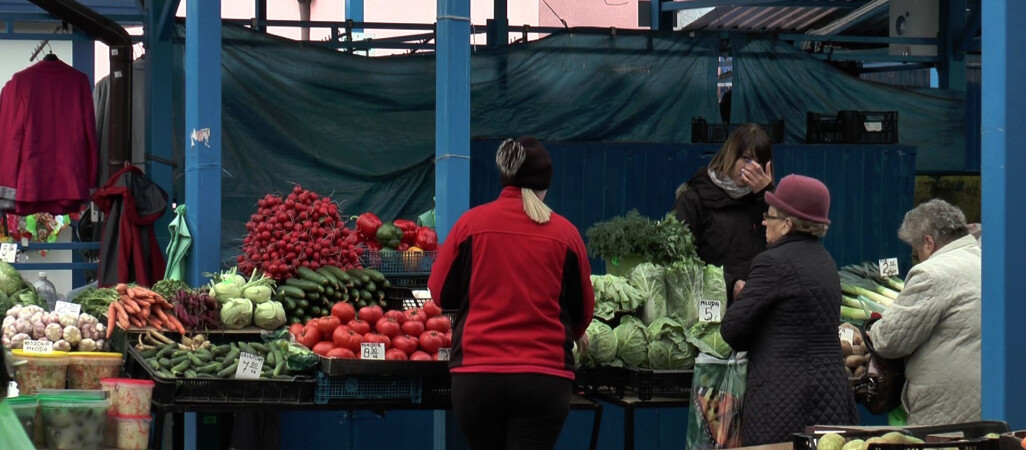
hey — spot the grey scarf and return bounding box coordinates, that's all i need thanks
[708,167,752,199]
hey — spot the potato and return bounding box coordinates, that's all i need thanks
[841,340,853,356]
[851,344,864,356]
[845,355,864,369]
[854,365,866,378]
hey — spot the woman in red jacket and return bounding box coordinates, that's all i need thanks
[429,136,595,450]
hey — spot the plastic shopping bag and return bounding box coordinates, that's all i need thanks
[686,352,747,449]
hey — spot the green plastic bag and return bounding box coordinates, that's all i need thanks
[687,353,747,449]
[0,398,35,449]
[888,406,908,426]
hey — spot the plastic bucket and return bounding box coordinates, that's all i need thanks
[39,396,110,449]
[115,379,155,416]
[68,352,123,390]
[11,349,70,395]
[100,378,119,415]
[114,414,153,450]
[6,395,42,446]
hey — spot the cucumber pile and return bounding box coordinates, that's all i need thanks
[276,266,390,324]
[140,341,294,379]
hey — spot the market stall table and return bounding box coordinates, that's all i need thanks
[585,391,689,450]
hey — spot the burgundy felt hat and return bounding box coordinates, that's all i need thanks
[764,174,831,224]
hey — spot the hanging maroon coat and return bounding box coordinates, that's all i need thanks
[93,166,167,287]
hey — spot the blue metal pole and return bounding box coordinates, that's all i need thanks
[981,0,1026,429]
[651,0,662,30]
[939,0,966,91]
[184,0,222,287]
[71,32,94,86]
[147,0,177,252]
[346,0,364,33]
[435,0,471,243]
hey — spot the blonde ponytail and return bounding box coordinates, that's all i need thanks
[522,188,552,224]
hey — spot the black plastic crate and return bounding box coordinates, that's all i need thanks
[574,366,627,398]
[125,344,316,405]
[793,422,1008,450]
[387,275,430,289]
[839,110,898,144]
[691,118,785,144]
[806,112,844,144]
[314,371,422,404]
[625,367,692,400]
[421,373,452,406]
[319,357,448,376]
[904,421,1010,440]
[361,247,436,275]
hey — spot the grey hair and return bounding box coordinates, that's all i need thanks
[898,199,969,247]
[496,139,526,178]
[784,215,829,238]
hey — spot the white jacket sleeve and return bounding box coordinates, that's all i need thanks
[868,265,948,359]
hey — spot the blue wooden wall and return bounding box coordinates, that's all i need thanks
[471,142,917,274]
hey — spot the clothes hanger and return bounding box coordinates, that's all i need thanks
[42,43,58,61]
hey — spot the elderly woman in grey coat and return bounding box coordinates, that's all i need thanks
[869,199,982,425]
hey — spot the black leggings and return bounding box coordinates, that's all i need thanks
[451,373,572,450]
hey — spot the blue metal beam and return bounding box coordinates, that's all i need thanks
[957,4,981,52]
[779,33,937,44]
[0,1,140,16]
[147,0,176,252]
[156,0,180,40]
[0,11,142,23]
[183,0,221,287]
[346,0,363,32]
[662,0,866,11]
[435,0,471,244]
[982,0,1026,429]
[938,0,966,91]
[71,30,94,85]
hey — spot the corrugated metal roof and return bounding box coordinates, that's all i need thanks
[679,1,887,34]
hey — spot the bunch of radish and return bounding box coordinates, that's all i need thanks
[238,185,363,280]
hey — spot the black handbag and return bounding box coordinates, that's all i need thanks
[853,317,906,415]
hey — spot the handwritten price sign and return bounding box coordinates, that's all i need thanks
[23,340,54,354]
[54,301,81,316]
[234,352,264,379]
[698,300,723,323]
[879,258,899,277]
[838,327,855,347]
[361,343,385,360]
[0,243,17,263]
[437,348,451,361]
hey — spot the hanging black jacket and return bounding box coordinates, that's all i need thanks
[672,167,768,302]
[721,233,858,446]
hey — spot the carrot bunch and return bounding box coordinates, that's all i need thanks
[106,284,187,338]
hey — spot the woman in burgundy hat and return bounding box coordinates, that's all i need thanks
[720,174,858,446]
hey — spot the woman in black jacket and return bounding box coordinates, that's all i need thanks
[673,124,774,302]
[721,174,858,446]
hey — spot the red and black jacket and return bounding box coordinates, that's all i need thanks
[428,187,595,380]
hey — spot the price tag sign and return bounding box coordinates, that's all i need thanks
[879,258,899,277]
[0,243,17,263]
[54,301,81,316]
[234,352,264,379]
[698,300,723,323]
[838,327,855,347]
[23,340,54,354]
[437,348,451,361]
[361,342,385,360]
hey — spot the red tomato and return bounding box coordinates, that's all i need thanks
[326,347,356,359]
[333,327,360,349]
[358,305,384,324]
[331,302,356,324]
[426,316,451,333]
[312,341,335,356]
[363,333,392,350]
[375,317,402,339]
[410,351,432,361]
[384,309,407,325]
[403,308,427,323]
[422,300,442,318]
[385,348,408,360]
[296,325,322,349]
[345,332,365,354]
[347,319,372,335]
[288,323,304,337]
[419,330,445,354]
[401,320,425,337]
[317,316,342,336]
[392,335,419,356]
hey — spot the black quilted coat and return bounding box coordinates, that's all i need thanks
[721,233,858,446]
